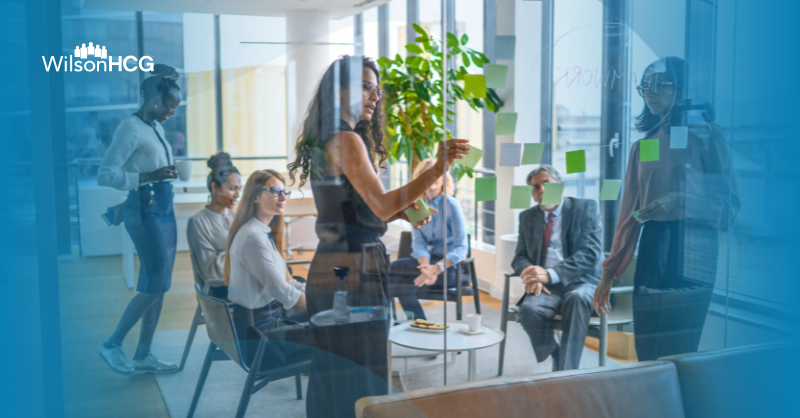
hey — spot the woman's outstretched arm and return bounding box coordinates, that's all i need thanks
[326,132,469,222]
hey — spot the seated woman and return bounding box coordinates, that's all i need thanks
[186,152,241,300]
[389,158,469,320]
[225,169,309,368]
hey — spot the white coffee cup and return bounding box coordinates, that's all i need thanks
[176,160,192,181]
[466,313,482,332]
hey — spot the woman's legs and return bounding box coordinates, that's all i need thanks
[104,292,164,350]
[133,294,165,360]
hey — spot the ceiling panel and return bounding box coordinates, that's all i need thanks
[83,0,391,19]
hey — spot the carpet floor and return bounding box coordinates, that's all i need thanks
[151,303,617,417]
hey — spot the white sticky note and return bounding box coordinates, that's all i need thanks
[670,126,688,149]
[499,143,523,167]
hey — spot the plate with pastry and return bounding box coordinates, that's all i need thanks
[408,319,451,333]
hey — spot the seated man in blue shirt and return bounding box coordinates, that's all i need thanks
[512,165,604,371]
[389,159,468,320]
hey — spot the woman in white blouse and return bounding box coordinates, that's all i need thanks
[97,65,182,375]
[224,169,309,368]
[186,152,241,300]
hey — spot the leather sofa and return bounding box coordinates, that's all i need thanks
[356,342,796,418]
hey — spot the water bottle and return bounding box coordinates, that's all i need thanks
[332,266,350,323]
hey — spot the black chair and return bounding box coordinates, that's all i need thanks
[187,284,311,418]
[497,254,636,375]
[395,231,481,321]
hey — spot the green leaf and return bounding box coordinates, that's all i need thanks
[461,52,470,67]
[446,32,459,45]
[413,23,428,36]
[461,33,469,46]
[405,44,423,54]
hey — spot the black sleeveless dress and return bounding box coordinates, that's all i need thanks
[305,120,391,418]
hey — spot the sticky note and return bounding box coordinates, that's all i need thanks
[495,112,518,136]
[541,182,564,206]
[670,126,688,149]
[464,74,486,99]
[460,145,485,169]
[404,198,432,225]
[499,143,523,166]
[510,185,533,209]
[485,64,508,89]
[640,139,660,162]
[599,179,622,201]
[522,143,545,165]
[565,150,586,174]
[495,35,516,60]
[475,177,497,201]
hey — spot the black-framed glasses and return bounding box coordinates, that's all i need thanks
[263,187,291,198]
[637,80,675,97]
[363,83,383,99]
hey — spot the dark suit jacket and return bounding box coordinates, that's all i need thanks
[511,197,604,291]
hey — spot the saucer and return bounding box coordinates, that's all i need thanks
[458,325,487,335]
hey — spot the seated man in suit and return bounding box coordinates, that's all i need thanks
[512,165,604,371]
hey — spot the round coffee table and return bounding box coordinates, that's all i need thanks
[388,322,505,389]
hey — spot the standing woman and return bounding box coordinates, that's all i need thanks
[186,152,241,300]
[97,64,182,375]
[288,56,469,418]
[593,57,740,360]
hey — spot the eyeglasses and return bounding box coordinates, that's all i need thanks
[263,187,292,198]
[363,83,383,99]
[636,80,675,97]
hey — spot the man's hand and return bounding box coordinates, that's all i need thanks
[525,281,551,297]
[521,265,551,285]
[414,264,440,286]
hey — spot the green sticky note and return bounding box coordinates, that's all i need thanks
[475,177,497,201]
[640,139,660,162]
[541,182,565,206]
[522,143,544,165]
[565,150,586,174]
[510,185,533,209]
[599,179,622,201]
[485,64,508,89]
[495,112,518,136]
[464,74,486,99]
[460,145,484,169]
[404,198,432,225]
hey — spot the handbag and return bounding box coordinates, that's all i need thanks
[101,203,125,226]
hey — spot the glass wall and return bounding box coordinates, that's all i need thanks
[5,0,799,417]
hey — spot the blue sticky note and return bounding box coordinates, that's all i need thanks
[495,36,516,60]
[670,126,688,149]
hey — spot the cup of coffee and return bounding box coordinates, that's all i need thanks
[466,313,482,332]
[176,160,192,181]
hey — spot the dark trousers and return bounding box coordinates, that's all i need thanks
[388,257,457,320]
[633,219,716,361]
[232,302,312,371]
[518,281,596,370]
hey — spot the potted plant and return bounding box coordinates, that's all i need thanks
[378,24,504,179]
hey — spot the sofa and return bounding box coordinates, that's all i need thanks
[356,342,796,418]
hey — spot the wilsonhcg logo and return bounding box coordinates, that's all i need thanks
[43,42,153,72]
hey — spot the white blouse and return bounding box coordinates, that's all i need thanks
[228,218,304,309]
[187,207,233,289]
[97,114,172,191]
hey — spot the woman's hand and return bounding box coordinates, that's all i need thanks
[433,139,471,174]
[592,270,614,316]
[633,191,684,222]
[140,165,177,183]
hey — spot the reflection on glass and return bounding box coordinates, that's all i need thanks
[599,57,741,360]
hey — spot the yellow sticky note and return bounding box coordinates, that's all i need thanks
[464,74,487,99]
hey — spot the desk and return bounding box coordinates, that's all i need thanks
[388,322,504,391]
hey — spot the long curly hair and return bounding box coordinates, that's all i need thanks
[288,55,386,187]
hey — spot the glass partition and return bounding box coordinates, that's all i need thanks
[6,0,799,417]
